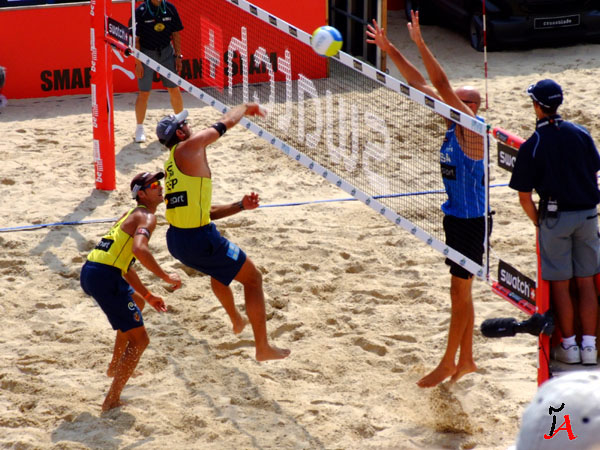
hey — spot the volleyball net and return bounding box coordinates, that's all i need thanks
[108,0,491,279]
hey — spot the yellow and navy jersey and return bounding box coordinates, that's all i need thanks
[87,208,138,274]
[164,144,212,228]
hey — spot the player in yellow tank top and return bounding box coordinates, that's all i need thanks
[156,103,290,361]
[87,206,140,274]
[80,171,182,411]
[163,144,213,228]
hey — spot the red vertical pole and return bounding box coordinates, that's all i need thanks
[90,0,116,191]
[536,231,551,385]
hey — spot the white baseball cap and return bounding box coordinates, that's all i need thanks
[510,370,600,450]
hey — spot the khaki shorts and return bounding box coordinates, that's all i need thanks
[138,45,178,91]
[539,208,600,280]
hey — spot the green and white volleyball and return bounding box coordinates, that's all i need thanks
[311,26,343,57]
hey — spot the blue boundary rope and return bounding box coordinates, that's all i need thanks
[0,183,509,233]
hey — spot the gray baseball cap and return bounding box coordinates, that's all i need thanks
[156,110,188,144]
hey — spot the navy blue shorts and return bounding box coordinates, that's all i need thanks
[80,261,144,332]
[166,222,247,286]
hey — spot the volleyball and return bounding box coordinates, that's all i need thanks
[311,26,343,57]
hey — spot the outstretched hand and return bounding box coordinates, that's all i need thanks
[244,103,267,118]
[366,19,390,52]
[165,272,182,291]
[145,293,168,313]
[407,10,424,44]
[241,192,260,211]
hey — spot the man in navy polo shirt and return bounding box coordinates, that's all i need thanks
[510,79,600,365]
[132,0,184,143]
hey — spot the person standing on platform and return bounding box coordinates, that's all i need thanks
[510,79,600,366]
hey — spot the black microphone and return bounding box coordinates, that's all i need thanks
[481,318,518,337]
[481,312,554,338]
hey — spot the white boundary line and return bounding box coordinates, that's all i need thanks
[131,48,486,279]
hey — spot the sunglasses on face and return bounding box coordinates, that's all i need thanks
[178,120,188,129]
[142,180,161,191]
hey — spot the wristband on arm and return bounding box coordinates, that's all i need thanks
[135,227,151,239]
[144,291,153,300]
[211,122,227,136]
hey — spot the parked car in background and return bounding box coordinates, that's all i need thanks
[404,0,600,51]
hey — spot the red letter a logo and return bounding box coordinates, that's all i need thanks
[544,415,578,440]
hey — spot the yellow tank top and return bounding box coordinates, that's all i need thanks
[164,144,212,228]
[87,207,140,274]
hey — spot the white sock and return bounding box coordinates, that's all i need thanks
[136,124,144,131]
[562,335,576,348]
[581,335,597,349]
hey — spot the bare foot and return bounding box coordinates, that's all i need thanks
[233,317,248,335]
[449,361,477,384]
[256,345,291,361]
[101,397,126,412]
[417,363,457,388]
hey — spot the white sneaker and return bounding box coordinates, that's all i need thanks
[553,344,581,364]
[581,346,598,365]
[134,125,146,143]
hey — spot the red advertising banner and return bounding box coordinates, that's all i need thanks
[249,0,325,33]
[180,0,326,90]
[0,2,133,99]
[0,0,327,100]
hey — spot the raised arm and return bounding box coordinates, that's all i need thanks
[407,11,473,117]
[366,19,438,100]
[182,103,266,152]
[174,103,267,177]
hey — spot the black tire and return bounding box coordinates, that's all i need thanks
[469,15,484,51]
[405,0,435,25]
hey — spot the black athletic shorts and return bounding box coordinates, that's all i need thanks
[443,215,491,279]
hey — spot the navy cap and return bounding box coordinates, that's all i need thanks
[156,110,188,144]
[130,171,164,199]
[527,79,563,109]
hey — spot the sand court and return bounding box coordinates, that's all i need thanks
[1,11,600,448]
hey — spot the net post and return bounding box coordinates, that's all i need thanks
[90,0,116,191]
[536,234,551,385]
[483,0,488,109]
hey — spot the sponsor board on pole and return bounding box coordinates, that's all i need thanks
[493,260,536,315]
